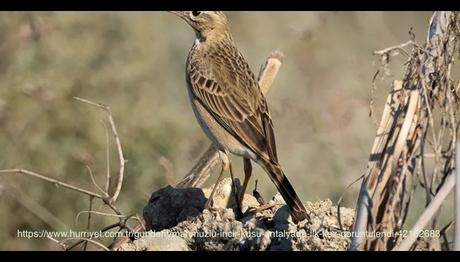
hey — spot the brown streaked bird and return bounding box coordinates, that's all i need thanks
[169,11,308,222]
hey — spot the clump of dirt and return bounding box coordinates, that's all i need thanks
[118,178,355,251]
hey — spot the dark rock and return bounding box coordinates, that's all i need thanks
[143,185,206,230]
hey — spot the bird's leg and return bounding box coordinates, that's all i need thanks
[228,161,243,218]
[204,151,229,210]
[252,179,266,206]
[238,158,252,208]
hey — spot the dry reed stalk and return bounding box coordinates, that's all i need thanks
[351,11,460,251]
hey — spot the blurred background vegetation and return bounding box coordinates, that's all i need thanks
[0,11,443,250]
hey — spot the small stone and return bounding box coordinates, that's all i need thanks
[259,230,272,250]
[143,186,206,230]
[137,184,356,251]
[241,194,261,211]
[177,206,201,222]
[273,205,293,225]
[221,208,236,221]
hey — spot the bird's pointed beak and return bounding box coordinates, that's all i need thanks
[168,11,186,19]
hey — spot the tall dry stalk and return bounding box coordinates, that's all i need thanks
[351,11,460,251]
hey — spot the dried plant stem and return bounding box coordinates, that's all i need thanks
[103,120,111,194]
[62,237,110,251]
[0,96,144,251]
[73,97,126,204]
[394,173,455,251]
[85,165,106,196]
[83,197,93,251]
[0,169,106,199]
[2,183,69,231]
[76,210,126,224]
[372,40,416,56]
[47,236,67,250]
[66,222,121,251]
[351,11,458,250]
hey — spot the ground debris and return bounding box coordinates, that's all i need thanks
[119,178,355,251]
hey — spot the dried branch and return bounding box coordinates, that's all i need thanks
[85,165,106,196]
[174,50,285,188]
[350,80,404,250]
[47,236,67,250]
[75,210,126,225]
[73,97,126,204]
[84,197,93,251]
[394,173,455,250]
[336,174,364,232]
[351,11,459,251]
[103,120,111,194]
[1,97,144,251]
[62,237,110,251]
[2,183,69,231]
[66,222,121,251]
[0,169,105,199]
[440,220,455,251]
[373,40,416,57]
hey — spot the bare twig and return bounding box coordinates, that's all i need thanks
[2,183,69,231]
[336,174,364,232]
[394,172,455,251]
[1,96,141,251]
[9,164,131,239]
[373,40,416,56]
[66,222,121,251]
[62,237,110,251]
[369,70,380,125]
[47,236,67,250]
[84,196,93,251]
[74,97,126,204]
[85,165,106,196]
[0,169,105,199]
[440,220,455,251]
[351,11,459,250]
[103,120,111,194]
[76,210,126,225]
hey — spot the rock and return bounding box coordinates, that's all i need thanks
[273,205,294,225]
[241,194,261,212]
[143,185,206,230]
[136,180,357,251]
[259,230,272,250]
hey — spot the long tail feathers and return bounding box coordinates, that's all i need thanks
[262,161,308,222]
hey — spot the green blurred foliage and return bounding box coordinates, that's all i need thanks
[0,11,443,250]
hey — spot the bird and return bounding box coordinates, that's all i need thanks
[169,11,308,222]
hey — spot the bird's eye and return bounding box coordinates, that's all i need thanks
[191,11,202,17]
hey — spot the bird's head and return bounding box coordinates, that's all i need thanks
[168,11,231,41]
